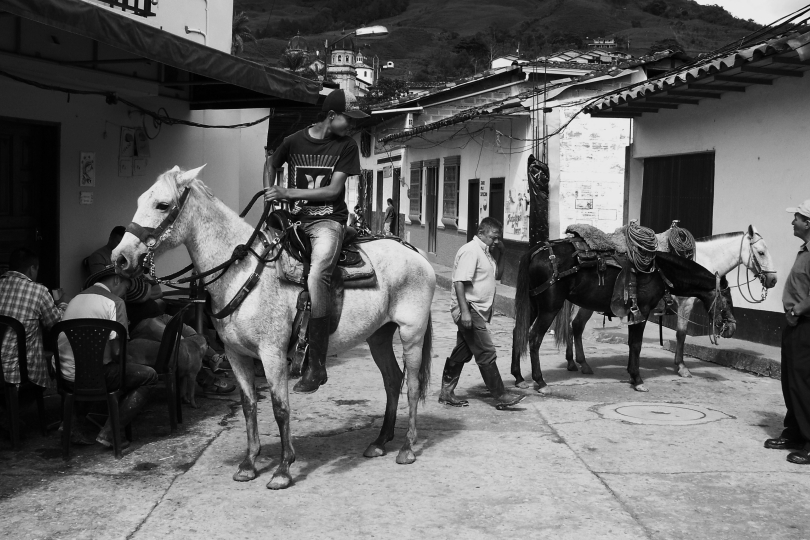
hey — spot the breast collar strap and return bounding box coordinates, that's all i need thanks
[126,187,191,251]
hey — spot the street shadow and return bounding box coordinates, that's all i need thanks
[753,410,784,438]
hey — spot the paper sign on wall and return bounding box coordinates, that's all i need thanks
[120,127,135,157]
[133,158,147,176]
[119,158,133,177]
[478,178,489,221]
[79,152,95,187]
[80,191,93,205]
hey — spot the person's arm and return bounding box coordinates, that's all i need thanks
[265,172,348,203]
[454,281,473,330]
[38,287,64,330]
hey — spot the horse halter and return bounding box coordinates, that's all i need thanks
[125,187,191,252]
[738,232,774,303]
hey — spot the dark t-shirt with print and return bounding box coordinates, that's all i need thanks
[271,127,361,224]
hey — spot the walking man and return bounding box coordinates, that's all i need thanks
[767,199,810,464]
[263,88,367,393]
[383,198,395,236]
[439,217,525,410]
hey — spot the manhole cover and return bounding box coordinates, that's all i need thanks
[595,402,731,426]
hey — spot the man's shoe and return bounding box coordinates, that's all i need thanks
[293,316,329,394]
[96,434,131,450]
[764,437,805,450]
[478,363,526,410]
[787,450,810,464]
[438,358,469,407]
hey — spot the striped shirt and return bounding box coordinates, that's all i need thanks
[57,283,129,382]
[0,271,64,387]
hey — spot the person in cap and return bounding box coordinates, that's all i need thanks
[263,89,367,394]
[57,265,157,449]
[767,200,810,464]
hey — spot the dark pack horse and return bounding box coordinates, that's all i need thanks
[511,241,736,393]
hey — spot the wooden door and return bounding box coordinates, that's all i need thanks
[0,119,60,288]
[391,168,401,236]
[490,178,505,227]
[467,179,479,242]
[426,166,439,253]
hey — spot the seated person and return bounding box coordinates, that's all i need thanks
[57,265,156,449]
[0,248,68,389]
[87,227,234,395]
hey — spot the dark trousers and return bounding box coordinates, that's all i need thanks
[448,309,497,367]
[780,319,810,450]
[104,362,158,393]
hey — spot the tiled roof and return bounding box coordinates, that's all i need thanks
[587,30,810,117]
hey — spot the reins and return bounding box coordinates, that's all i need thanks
[736,232,775,304]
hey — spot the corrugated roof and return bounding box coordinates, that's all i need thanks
[587,30,810,117]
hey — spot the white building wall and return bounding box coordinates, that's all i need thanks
[84,0,234,52]
[627,74,810,315]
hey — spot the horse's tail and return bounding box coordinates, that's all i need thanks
[553,300,575,349]
[514,252,533,357]
[418,315,433,402]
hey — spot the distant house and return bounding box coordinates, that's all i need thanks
[586,29,810,347]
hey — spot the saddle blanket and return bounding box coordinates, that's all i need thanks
[566,224,628,253]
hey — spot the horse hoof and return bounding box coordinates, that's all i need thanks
[233,466,257,482]
[266,472,293,490]
[566,362,579,372]
[633,384,649,393]
[677,367,692,378]
[580,363,594,375]
[363,444,386,458]
[396,448,416,465]
[536,385,550,395]
[515,380,532,389]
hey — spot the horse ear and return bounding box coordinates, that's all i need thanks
[169,165,181,173]
[178,165,207,185]
[748,224,756,236]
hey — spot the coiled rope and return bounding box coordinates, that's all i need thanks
[668,220,696,260]
[624,220,658,273]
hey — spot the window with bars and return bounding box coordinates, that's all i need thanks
[409,162,423,224]
[442,156,460,228]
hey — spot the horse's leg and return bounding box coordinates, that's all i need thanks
[574,309,595,375]
[229,351,261,482]
[513,320,537,389]
[263,348,296,490]
[674,297,694,378]
[527,328,543,388]
[627,322,648,392]
[531,310,563,394]
[363,322,403,458]
[396,321,428,465]
[565,316,575,369]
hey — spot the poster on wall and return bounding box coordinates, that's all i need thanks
[134,128,150,157]
[119,158,133,177]
[505,181,530,241]
[79,152,95,187]
[558,105,628,234]
[119,127,135,157]
[133,158,147,176]
[478,178,488,223]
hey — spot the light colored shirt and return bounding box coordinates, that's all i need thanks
[450,236,497,323]
[0,271,64,387]
[783,243,810,324]
[57,283,128,382]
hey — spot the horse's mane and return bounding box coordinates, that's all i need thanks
[695,231,744,243]
[158,167,214,204]
[655,251,716,289]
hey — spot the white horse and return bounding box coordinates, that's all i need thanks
[113,166,436,490]
[552,225,777,379]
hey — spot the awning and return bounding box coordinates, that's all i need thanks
[0,0,320,105]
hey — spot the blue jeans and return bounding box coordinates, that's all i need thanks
[301,220,344,318]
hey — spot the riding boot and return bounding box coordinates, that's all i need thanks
[438,358,469,407]
[293,316,329,394]
[96,386,152,449]
[478,363,525,410]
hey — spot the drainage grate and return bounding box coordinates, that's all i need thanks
[595,402,731,426]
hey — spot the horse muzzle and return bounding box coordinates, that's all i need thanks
[762,273,778,289]
[719,320,736,338]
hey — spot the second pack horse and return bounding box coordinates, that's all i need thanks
[113,166,435,490]
[511,224,736,393]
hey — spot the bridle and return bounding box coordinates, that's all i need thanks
[736,231,776,303]
[124,186,192,271]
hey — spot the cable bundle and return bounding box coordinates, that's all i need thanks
[625,220,657,272]
[668,220,696,260]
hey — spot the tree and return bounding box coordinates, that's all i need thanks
[231,12,255,55]
[279,51,308,72]
[648,38,684,55]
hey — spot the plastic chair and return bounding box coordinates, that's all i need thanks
[153,305,193,432]
[0,315,49,448]
[51,319,130,460]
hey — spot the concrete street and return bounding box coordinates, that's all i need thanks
[0,287,807,540]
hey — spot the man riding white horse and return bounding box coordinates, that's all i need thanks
[262,89,368,394]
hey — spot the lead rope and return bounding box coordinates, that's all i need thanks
[736,233,768,304]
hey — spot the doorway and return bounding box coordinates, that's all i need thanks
[425,164,439,253]
[0,118,60,288]
[375,169,384,233]
[490,178,505,228]
[467,179,479,242]
[391,168,401,236]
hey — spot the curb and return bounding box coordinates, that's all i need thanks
[662,339,781,380]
